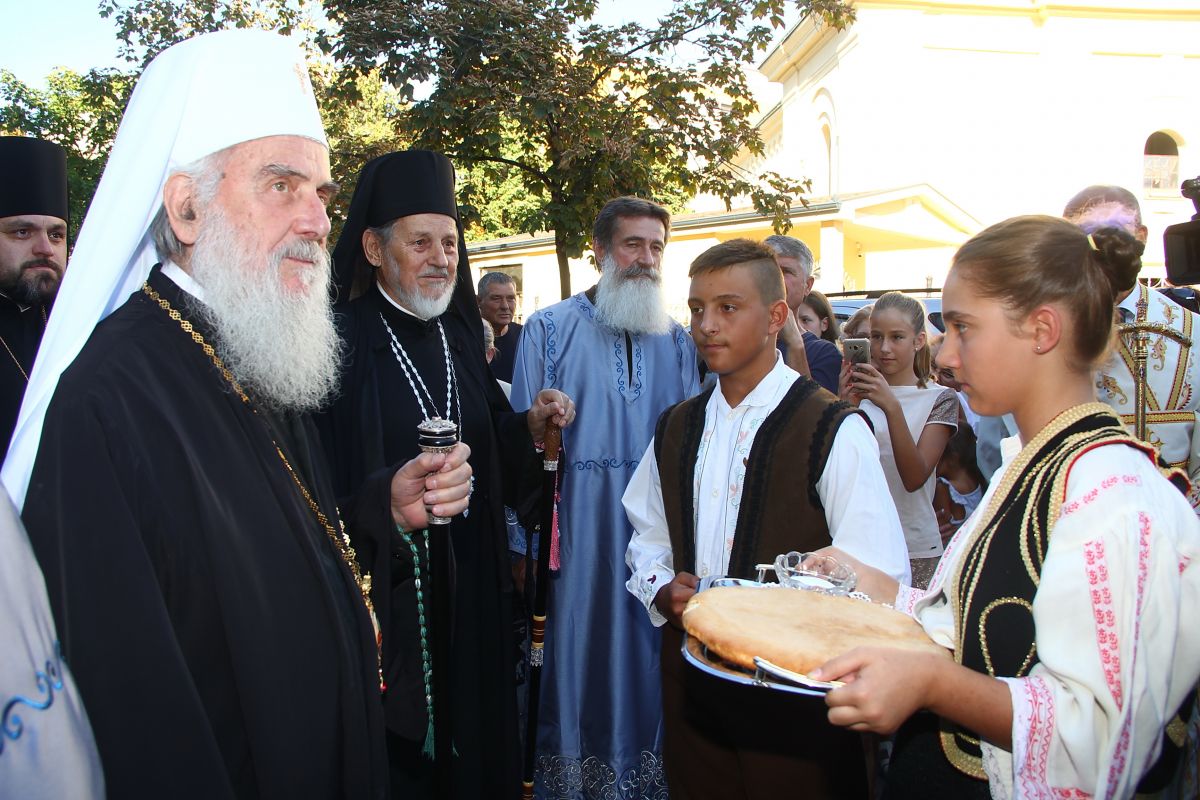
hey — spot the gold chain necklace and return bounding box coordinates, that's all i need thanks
[141,282,384,691]
[0,306,47,382]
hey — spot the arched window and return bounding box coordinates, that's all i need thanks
[1144,131,1180,195]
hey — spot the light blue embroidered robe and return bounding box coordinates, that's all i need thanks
[1,493,102,798]
[512,291,698,800]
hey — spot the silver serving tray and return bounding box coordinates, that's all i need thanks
[683,578,827,696]
[682,576,850,695]
[680,631,829,697]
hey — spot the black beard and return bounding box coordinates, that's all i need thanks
[4,260,62,306]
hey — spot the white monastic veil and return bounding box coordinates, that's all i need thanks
[1,29,328,510]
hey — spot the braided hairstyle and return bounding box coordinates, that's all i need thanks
[950,215,1143,371]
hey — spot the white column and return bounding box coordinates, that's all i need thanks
[819,221,847,292]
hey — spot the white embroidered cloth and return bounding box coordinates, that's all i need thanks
[900,440,1200,797]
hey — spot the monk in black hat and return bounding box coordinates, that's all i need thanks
[0,136,68,454]
[316,150,575,799]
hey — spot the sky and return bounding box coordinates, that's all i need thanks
[1,0,691,88]
[3,0,126,85]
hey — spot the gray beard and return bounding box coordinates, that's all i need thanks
[592,253,672,336]
[381,252,455,321]
[186,210,341,413]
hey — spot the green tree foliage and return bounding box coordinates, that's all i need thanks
[0,68,135,242]
[0,1,407,245]
[98,0,319,66]
[96,0,410,238]
[325,0,854,298]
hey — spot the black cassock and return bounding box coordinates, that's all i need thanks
[22,267,388,799]
[0,295,48,457]
[315,285,534,799]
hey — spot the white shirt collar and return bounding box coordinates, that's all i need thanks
[375,280,425,319]
[713,351,793,412]
[161,261,206,302]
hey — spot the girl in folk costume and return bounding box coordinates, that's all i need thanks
[812,216,1200,798]
[842,292,958,588]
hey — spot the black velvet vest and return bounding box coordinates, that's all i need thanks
[654,377,864,578]
[889,403,1186,793]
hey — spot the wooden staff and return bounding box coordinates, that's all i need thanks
[521,421,562,800]
[417,417,458,798]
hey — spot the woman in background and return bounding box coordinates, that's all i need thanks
[799,290,841,345]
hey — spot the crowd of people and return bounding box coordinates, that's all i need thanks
[3,28,1199,800]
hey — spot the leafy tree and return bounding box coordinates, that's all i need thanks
[95,0,412,239]
[325,0,854,298]
[0,68,135,242]
[0,1,407,244]
[98,0,320,67]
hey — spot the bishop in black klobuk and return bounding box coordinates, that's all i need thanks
[318,150,575,799]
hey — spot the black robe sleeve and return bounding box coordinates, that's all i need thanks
[25,388,240,798]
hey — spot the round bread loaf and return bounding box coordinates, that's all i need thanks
[683,586,949,676]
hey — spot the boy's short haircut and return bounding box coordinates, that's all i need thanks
[689,239,785,306]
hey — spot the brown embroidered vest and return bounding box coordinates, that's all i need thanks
[653,378,866,579]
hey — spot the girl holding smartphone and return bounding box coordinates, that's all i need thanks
[842,292,958,588]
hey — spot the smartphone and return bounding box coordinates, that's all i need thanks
[843,338,871,366]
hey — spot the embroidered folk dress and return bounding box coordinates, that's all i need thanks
[511,289,698,800]
[623,354,910,798]
[891,404,1200,799]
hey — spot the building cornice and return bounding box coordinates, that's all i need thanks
[760,0,1200,80]
[467,202,843,256]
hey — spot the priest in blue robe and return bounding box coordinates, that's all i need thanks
[511,196,699,799]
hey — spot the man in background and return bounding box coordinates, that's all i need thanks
[764,234,841,393]
[1064,184,1200,513]
[478,271,522,383]
[0,136,68,455]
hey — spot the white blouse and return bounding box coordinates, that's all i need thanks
[897,436,1200,798]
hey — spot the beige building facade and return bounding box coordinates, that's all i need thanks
[469,0,1200,320]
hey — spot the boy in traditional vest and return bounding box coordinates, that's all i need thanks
[624,238,910,799]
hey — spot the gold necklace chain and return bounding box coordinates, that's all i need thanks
[0,306,47,383]
[141,282,384,691]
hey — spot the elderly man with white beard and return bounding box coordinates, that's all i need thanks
[6,32,475,799]
[317,150,574,800]
[511,196,699,799]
